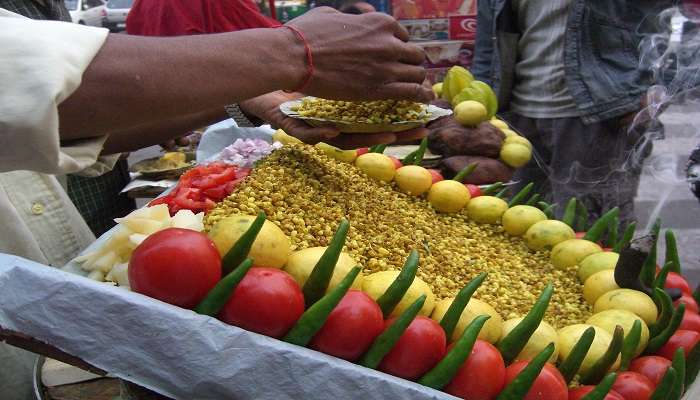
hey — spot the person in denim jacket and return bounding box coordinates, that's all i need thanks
[473,0,675,226]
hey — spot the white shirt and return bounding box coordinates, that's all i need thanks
[0,9,109,400]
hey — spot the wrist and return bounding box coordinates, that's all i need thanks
[272,27,308,92]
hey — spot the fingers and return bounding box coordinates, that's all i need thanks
[327,132,397,149]
[396,42,427,65]
[391,64,427,85]
[377,82,435,103]
[281,118,340,144]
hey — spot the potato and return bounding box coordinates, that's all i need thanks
[428,121,504,158]
[441,156,514,185]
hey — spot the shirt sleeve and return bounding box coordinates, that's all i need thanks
[0,9,110,175]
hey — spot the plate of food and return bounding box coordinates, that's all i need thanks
[280,97,452,133]
[130,151,196,180]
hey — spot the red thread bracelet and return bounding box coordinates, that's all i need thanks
[279,25,314,93]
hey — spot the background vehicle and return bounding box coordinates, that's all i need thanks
[102,0,133,32]
[65,0,106,27]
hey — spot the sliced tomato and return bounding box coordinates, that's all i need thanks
[190,167,237,189]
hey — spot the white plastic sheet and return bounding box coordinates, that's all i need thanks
[0,255,455,399]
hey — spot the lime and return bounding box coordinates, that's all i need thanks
[587,309,650,357]
[466,195,509,224]
[558,324,619,376]
[427,180,471,213]
[490,119,509,130]
[454,100,488,127]
[432,297,503,344]
[500,143,532,168]
[502,205,548,236]
[362,270,435,317]
[284,247,363,292]
[578,252,620,283]
[550,239,603,270]
[355,153,396,182]
[594,289,658,325]
[504,135,533,150]
[501,318,559,363]
[432,82,443,97]
[583,269,620,305]
[395,165,433,196]
[524,220,576,251]
[208,215,291,268]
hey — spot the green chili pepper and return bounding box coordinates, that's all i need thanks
[453,163,478,183]
[496,343,556,400]
[614,222,636,253]
[368,144,380,153]
[542,204,556,219]
[359,295,426,369]
[654,261,675,290]
[581,373,618,400]
[419,315,490,389]
[302,219,350,307]
[576,201,589,232]
[402,149,418,165]
[684,341,700,388]
[221,212,266,275]
[665,230,682,274]
[194,258,253,316]
[440,272,487,339]
[562,198,578,228]
[650,366,677,400]
[669,348,686,400]
[482,182,504,196]
[495,187,510,199]
[525,193,541,206]
[284,267,361,346]
[581,325,624,384]
[376,249,419,318]
[646,304,686,354]
[558,326,596,384]
[508,182,534,207]
[413,137,429,165]
[369,144,388,154]
[498,283,554,364]
[619,319,642,371]
[606,215,619,249]
[640,219,662,288]
[583,208,620,243]
[649,288,674,338]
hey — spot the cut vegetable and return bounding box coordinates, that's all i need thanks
[580,325,624,384]
[558,326,596,383]
[195,259,253,316]
[375,250,419,318]
[220,212,265,275]
[439,272,487,339]
[302,219,350,307]
[498,283,553,364]
[620,320,642,371]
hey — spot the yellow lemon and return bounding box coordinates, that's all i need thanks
[466,195,509,224]
[583,269,620,305]
[315,142,357,163]
[362,270,435,317]
[501,318,559,363]
[577,252,620,283]
[524,220,576,251]
[490,119,510,130]
[284,247,363,292]
[427,180,471,213]
[594,289,658,326]
[500,143,532,168]
[355,153,396,182]
[558,324,619,376]
[502,205,548,236]
[208,215,291,268]
[454,100,488,127]
[504,135,533,150]
[550,239,603,270]
[395,165,433,196]
[501,129,519,138]
[433,82,443,97]
[432,297,503,344]
[587,309,650,357]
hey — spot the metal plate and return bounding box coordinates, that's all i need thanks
[280,98,452,134]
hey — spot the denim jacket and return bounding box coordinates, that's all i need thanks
[472,0,676,124]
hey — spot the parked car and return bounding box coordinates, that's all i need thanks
[102,0,133,32]
[65,0,106,27]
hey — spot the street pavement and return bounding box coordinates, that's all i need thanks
[635,103,700,287]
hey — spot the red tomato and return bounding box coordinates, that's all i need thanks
[464,183,482,198]
[378,316,447,380]
[665,272,692,295]
[656,329,700,360]
[674,293,699,314]
[680,311,700,333]
[444,340,506,400]
[504,362,567,400]
[356,147,370,156]
[569,386,625,400]
[427,169,444,184]
[310,290,384,361]
[602,247,614,252]
[575,232,586,239]
[128,228,221,309]
[630,356,672,386]
[611,371,655,400]
[219,267,305,338]
[388,156,403,169]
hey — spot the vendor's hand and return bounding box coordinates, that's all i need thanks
[239,91,428,149]
[160,135,193,152]
[442,155,514,185]
[286,8,433,102]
